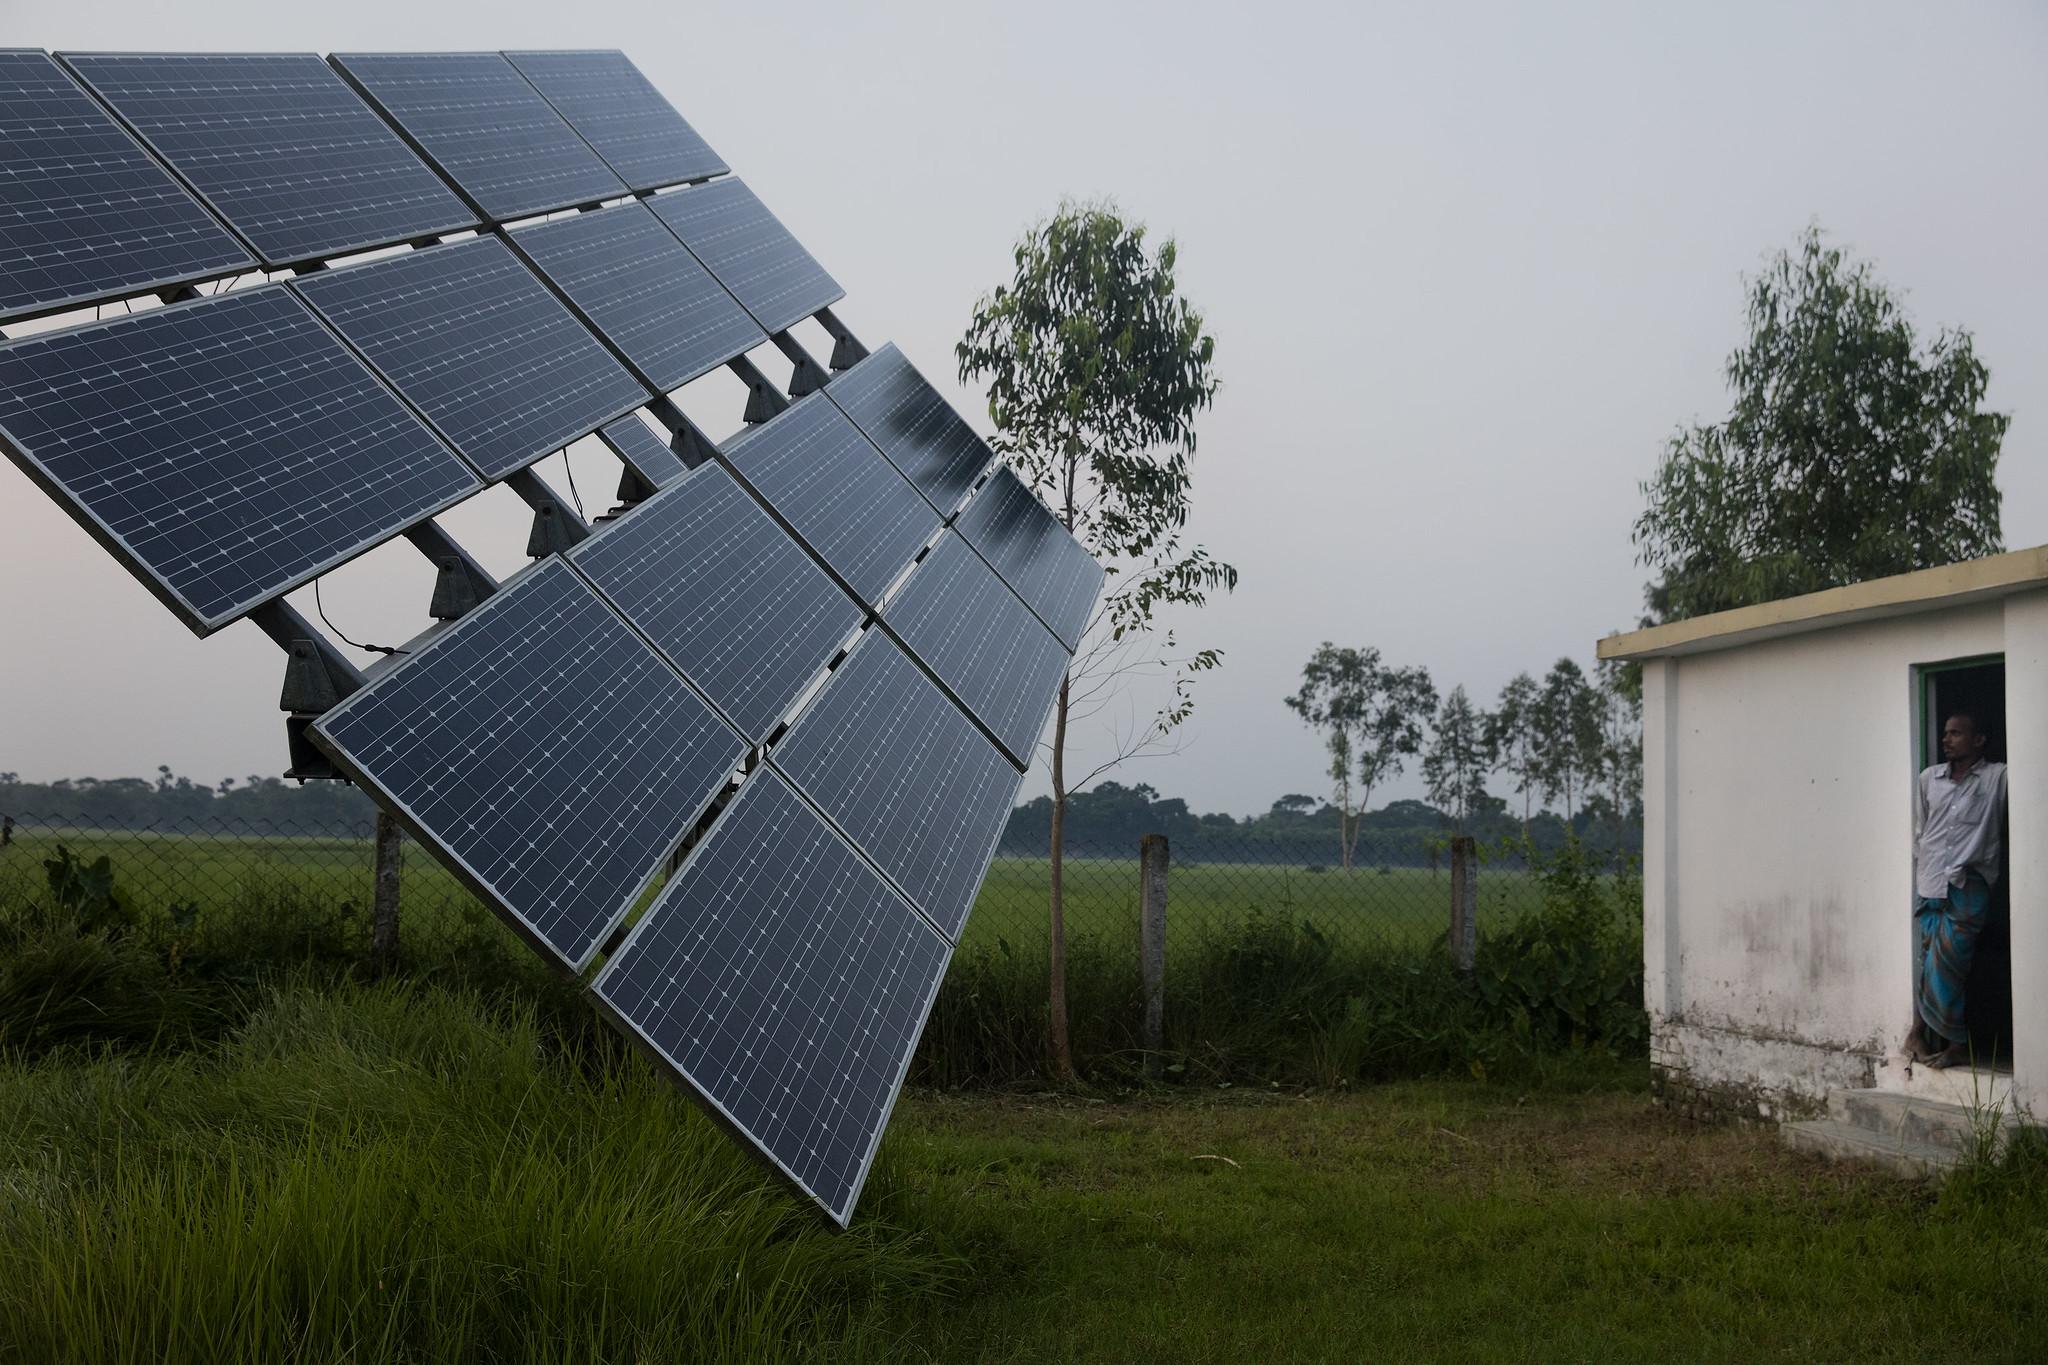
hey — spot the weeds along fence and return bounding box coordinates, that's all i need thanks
[0,812,1646,1084]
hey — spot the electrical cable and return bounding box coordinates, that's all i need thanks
[314,579,408,655]
[561,447,586,520]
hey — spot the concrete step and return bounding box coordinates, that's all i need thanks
[1834,1087,2003,1157]
[1781,1117,1956,1179]
[1871,1054,2012,1110]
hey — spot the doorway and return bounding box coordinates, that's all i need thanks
[1916,656,2012,1068]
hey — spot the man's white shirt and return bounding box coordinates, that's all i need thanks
[1913,759,2008,901]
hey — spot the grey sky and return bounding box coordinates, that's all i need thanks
[2,0,2043,817]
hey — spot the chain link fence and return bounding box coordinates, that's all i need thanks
[0,811,1638,1084]
[0,812,1537,964]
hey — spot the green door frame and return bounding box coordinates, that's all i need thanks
[1915,653,2006,768]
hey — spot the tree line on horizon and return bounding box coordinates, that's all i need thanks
[1282,647,1641,873]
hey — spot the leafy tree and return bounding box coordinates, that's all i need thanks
[959,201,1234,1082]
[1534,659,1603,820]
[1635,225,2008,622]
[1588,658,1644,839]
[1483,672,1543,832]
[1422,686,1490,831]
[1269,794,1319,820]
[1283,645,1435,875]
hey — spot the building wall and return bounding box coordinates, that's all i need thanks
[1644,599,2019,1115]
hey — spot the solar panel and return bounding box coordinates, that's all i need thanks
[330,52,627,222]
[771,631,1023,940]
[650,177,842,335]
[0,49,253,323]
[60,52,476,267]
[884,532,1067,770]
[825,343,996,518]
[718,394,938,606]
[570,463,862,742]
[292,235,648,480]
[954,465,1104,651]
[593,770,950,1226]
[0,285,479,634]
[310,558,747,971]
[595,413,687,489]
[509,202,764,392]
[503,50,725,192]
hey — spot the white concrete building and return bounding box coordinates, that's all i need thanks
[1600,548,2048,1124]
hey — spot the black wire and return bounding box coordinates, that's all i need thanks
[314,580,407,656]
[561,447,586,519]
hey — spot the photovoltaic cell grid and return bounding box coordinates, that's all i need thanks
[311,559,748,971]
[570,464,862,742]
[884,532,1067,770]
[954,465,1105,650]
[0,286,478,633]
[772,632,1025,941]
[511,202,765,392]
[0,46,1107,1226]
[718,394,938,606]
[0,50,253,323]
[651,177,842,336]
[826,343,996,518]
[595,413,687,489]
[330,51,627,222]
[595,771,949,1226]
[61,52,476,267]
[505,50,725,192]
[293,235,648,480]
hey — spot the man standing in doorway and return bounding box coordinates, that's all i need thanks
[1907,711,2008,1069]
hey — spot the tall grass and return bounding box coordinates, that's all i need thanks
[0,832,1646,1091]
[918,837,1645,1088]
[0,979,959,1364]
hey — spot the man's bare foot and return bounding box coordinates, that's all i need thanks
[1904,1029,1935,1063]
[1927,1043,1970,1070]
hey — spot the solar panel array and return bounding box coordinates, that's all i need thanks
[331,51,627,222]
[293,235,648,479]
[505,49,726,192]
[650,177,842,335]
[718,393,939,606]
[312,559,747,970]
[595,771,950,1226]
[827,343,997,516]
[0,50,252,322]
[883,531,1069,769]
[510,202,766,392]
[955,464,1106,650]
[62,52,476,267]
[596,413,688,490]
[0,286,478,633]
[0,49,1107,1225]
[772,632,1027,942]
[569,463,861,741]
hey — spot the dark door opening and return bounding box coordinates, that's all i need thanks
[1920,657,2012,1068]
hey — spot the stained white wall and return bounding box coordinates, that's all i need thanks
[1643,595,2041,1111]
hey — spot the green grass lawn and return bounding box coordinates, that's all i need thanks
[0,978,2036,1364]
[0,828,1547,965]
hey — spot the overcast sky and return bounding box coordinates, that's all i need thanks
[3,0,2044,816]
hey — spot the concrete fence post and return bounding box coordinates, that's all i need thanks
[1139,833,1169,1080]
[369,811,404,977]
[1449,834,1478,974]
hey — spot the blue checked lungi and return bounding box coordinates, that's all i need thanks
[1915,874,1991,1047]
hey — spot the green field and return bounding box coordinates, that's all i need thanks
[0,825,1547,964]
[0,976,2036,1364]
[968,853,1546,955]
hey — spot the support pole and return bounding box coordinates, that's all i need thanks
[1139,833,1169,1080]
[1449,834,1478,974]
[369,811,403,977]
[771,330,830,397]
